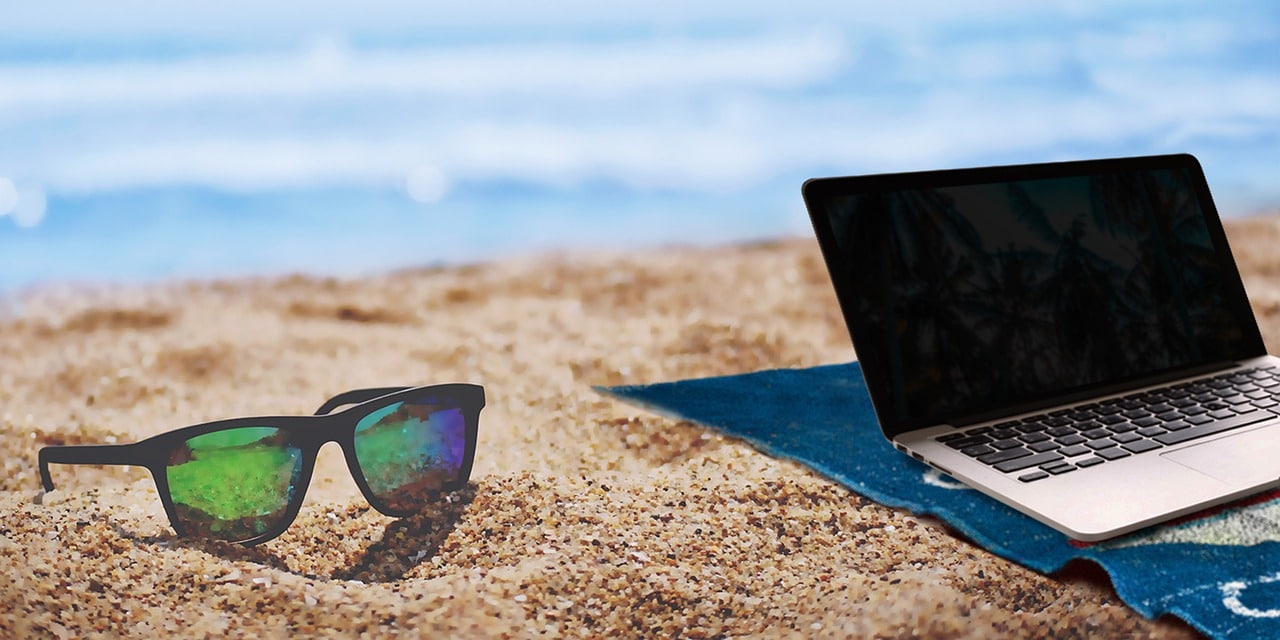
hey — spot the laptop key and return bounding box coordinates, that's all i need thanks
[1058,444,1091,457]
[990,439,1023,450]
[1111,431,1143,443]
[1154,410,1276,446]
[1018,471,1050,483]
[1075,457,1105,468]
[1045,464,1077,475]
[1055,434,1087,446]
[1097,448,1130,461]
[961,444,995,457]
[1085,438,1117,450]
[978,447,1032,465]
[1018,432,1050,443]
[946,435,992,449]
[1028,440,1061,453]
[1123,440,1163,454]
[994,452,1063,472]
[1136,426,1167,437]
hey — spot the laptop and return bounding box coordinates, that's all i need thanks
[802,153,1280,541]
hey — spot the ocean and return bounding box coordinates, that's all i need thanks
[1,1,1277,294]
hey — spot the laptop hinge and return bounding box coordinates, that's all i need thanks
[948,360,1246,428]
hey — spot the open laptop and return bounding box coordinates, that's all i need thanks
[803,153,1280,541]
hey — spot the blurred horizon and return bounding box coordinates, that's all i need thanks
[1,1,1278,294]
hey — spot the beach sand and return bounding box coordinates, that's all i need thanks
[6,214,1280,638]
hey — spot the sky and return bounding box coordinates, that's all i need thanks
[0,1,1277,292]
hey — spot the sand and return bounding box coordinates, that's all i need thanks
[8,214,1280,638]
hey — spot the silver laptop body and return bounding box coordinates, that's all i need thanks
[803,153,1280,541]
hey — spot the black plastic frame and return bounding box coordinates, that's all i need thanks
[38,383,484,545]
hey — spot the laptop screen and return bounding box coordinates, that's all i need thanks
[805,155,1265,437]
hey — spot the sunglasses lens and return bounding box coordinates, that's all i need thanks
[165,426,302,542]
[354,398,469,512]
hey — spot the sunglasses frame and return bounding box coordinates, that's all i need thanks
[38,383,484,545]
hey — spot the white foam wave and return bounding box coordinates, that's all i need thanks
[0,3,1275,213]
[0,31,847,111]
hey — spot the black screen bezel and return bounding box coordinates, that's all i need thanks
[802,153,1267,438]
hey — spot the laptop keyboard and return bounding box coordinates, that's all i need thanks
[935,365,1280,483]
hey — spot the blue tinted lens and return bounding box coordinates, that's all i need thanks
[354,400,468,512]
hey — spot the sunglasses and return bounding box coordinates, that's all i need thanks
[37,384,483,545]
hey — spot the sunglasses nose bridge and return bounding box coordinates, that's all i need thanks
[292,413,352,449]
[295,414,367,482]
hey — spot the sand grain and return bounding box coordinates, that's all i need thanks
[10,216,1273,637]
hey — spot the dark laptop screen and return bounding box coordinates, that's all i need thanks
[807,156,1264,436]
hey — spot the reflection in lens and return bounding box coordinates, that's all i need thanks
[354,400,466,512]
[165,426,301,542]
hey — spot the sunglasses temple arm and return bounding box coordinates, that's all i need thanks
[38,443,143,492]
[313,387,414,415]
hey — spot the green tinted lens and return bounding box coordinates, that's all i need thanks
[354,400,468,512]
[165,426,302,542]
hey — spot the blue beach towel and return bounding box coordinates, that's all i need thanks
[599,362,1280,640]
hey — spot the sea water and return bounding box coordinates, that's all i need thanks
[1,1,1278,293]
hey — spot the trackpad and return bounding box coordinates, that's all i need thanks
[1162,424,1280,486]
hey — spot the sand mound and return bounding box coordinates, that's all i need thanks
[13,214,1273,637]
